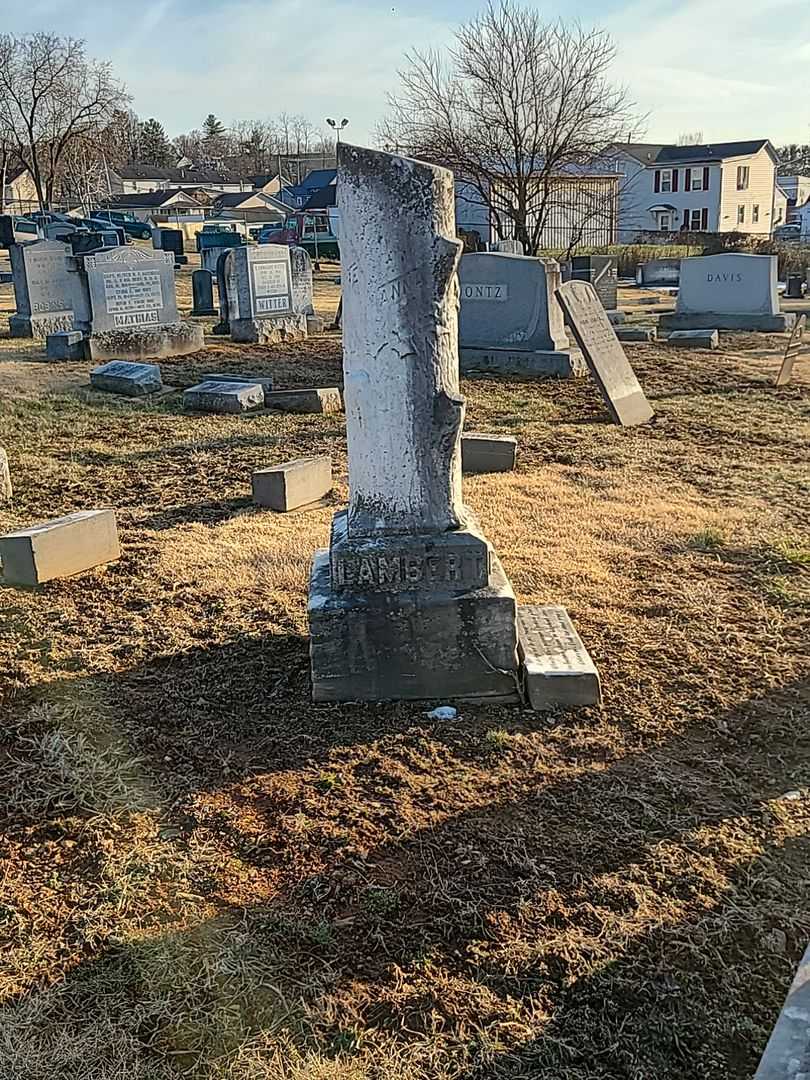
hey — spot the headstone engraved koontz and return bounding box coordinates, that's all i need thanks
[8,239,75,338]
[776,313,806,387]
[307,143,521,703]
[659,253,792,333]
[228,244,308,344]
[556,280,654,427]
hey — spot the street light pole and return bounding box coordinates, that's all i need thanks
[326,117,349,150]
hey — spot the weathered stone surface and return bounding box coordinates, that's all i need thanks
[87,321,203,363]
[667,329,719,350]
[754,944,810,1079]
[85,246,178,332]
[46,330,85,360]
[461,433,517,473]
[91,360,163,396]
[569,255,618,311]
[677,253,779,316]
[459,347,585,378]
[290,246,314,315]
[659,312,792,332]
[1,509,120,586]
[0,446,11,503]
[229,243,295,325]
[230,313,308,343]
[203,371,274,395]
[518,605,601,709]
[309,547,519,702]
[306,314,325,335]
[607,311,627,326]
[556,280,654,427]
[191,269,216,316]
[9,239,75,339]
[265,387,342,414]
[252,455,332,511]
[776,313,806,387]
[615,326,657,343]
[184,380,265,414]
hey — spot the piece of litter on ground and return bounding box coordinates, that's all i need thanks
[428,706,458,720]
[783,791,803,801]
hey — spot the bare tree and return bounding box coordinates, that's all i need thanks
[0,33,128,211]
[380,1,640,253]
[677,131,704,146]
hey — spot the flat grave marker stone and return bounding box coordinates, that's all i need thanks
[461,433,517,473]
[252,456,332,511]
[91,361,163,397]
[776,313,806,386]
[518,604,602,709]
[184,380,265,414]
[1,509,120,586]
[556,280,654,427]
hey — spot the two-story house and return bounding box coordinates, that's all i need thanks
[610,140,780,240]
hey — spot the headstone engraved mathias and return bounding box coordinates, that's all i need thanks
[556,280,654,427]
[307,144,521,702]
[8,239,75,338]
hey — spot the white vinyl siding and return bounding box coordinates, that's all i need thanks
[719,147,776,235]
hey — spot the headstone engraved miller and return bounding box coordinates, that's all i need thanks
[458,252,583,378]
[8,239,75,338]
[556,280,654,427]
[78,247,203,363]
[227,244,308,344]
[659,254,792,333]
[308,144,521,702]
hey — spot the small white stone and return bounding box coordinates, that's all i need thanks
[428,706,457,720]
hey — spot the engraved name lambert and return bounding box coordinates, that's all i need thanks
[335,552,487,588]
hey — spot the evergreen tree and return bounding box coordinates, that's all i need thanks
[201,113,229,166]
[138,117,174,166]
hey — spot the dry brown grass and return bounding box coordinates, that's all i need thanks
[0,292,809,1078]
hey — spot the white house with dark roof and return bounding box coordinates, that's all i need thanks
[609,140,780,239]
[110,164,248,195]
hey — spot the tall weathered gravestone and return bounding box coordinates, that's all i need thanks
[227,245,307,343]
[8,239,75,338]
[73,247,203,362]
[659,253,791,332]
[458,253,583,377]
[568,255,618,312]
[308,144,521,702]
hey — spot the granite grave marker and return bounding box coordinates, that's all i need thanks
[660,254,791,332]
[8,239,74,338]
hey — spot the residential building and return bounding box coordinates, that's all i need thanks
[776,175,810,222]
[109,164,249,195]
[609,140,780,239]
[100,189,206,221]
[1,164,39,215]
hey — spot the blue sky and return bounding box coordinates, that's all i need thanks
[5,0,809,148]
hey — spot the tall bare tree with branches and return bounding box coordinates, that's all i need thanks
[379,1,641,254]
[0,33,127,211]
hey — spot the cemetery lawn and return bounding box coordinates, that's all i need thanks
[1,292,809,1077]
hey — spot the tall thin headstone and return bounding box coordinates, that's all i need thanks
[8,239,75,338]
[308,144,520,702]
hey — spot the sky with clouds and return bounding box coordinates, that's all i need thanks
[4,0,808,148]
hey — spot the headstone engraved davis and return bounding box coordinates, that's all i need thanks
[458,252,583,378]
[659,253,792,333]
[8,239,75,338]
[227,244,308,343]
[556,280,654,427]
[307,143,521,703]
[775,313,806,387]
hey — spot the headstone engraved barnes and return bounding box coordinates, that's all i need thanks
[775,313,806,387]
[78,247,203,363]
[8,239,75,338]
[228,244,308,344]
[307,144,521,703]
[556,280,654,427]
[660,254,792,333]
[458,252,583,378]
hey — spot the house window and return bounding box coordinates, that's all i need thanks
[737,205,746,224]
[737,166,750,191]
[753,204,760,224]
[690,209,703,231]
[690,168,704,191]
[660,169,673,194]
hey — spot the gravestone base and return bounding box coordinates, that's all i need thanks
[9,312,74,339]
[230,313,308,344]
[46,330,86,360]
[659,312,793,333]
[616,326,657,343]
[460,347,585,379]
[87,320,204,363]
[309,547,520,703]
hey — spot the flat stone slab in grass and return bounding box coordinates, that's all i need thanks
[203,371,274,394]
[461,433,517,473]
[0,509,120,586]
[46,330,85,360]
[252,455,332,511]
[264,388,342,414]
[459,347,586,378]
[754,943,810,1079]
[518,605,602,710]
[184,380,265,414]
[88,321,204,363]
[91,360,163,396]
[667,329,719,350]
[615,326,657,343]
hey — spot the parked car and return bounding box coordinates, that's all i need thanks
[91,209,152,240]
[260,211,339,258]
[12,216,38,242]
[774,224,802,243]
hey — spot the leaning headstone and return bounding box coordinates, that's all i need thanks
[8,239,74,338]
[461,433,517,473]
[90,361,163,397]
[308,143,523,703]
[556,280,654,427]
[754,943,810,1079]
[227,245,307,343]
[80,247,204,362]
[0,509,120,586]
[252,456,332,511]
[775,313,806,387]
[458,253,582,377]
[183,380,265,414]
[518,605,602,709]
[569,256,618,312]
[264,387,342,414]
[0,446,11,504]
[191,270,216,316]
[667,329,719,350]
[659,254,791,333]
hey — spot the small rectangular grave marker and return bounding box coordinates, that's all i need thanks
[615,326,657,343]
[91,361,162,397]
[264,388,342,414]
[184,380,265,414]
[556,280,654,427]
[252,456,332,511]
[46,330,85,360]
[203,372,274,395]
[1,509,120,586]
[461,433,517,473]
[776,313,806,386]
[667,329,719,350]
[518,605,601,710]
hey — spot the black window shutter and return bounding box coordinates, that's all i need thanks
[683,208,690,230]
[701,208,708,230]
[673,169,679,192]
[684,169,690,192]
[654,171,661,194]
[703,167,710,191]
